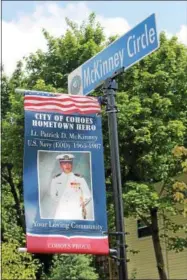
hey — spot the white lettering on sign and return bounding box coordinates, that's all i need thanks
[127,24,156,58]
[149,28,156,43]
[83,49,124,88]
[35,113,51,121]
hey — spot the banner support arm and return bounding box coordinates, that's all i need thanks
[15,88,26,94]
[18,248,27,253]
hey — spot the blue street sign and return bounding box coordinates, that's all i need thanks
[68,13,159,95]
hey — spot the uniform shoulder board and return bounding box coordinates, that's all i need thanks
[75,173,83,177]
[54,173,61,178]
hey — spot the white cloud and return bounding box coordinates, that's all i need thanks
[97,16,130,38]
[164,30,173,40]
[2,2,89,75]
[2,2,130,76]
[176,25,187,46]
[2,2,186,76]
[164,25,187,46]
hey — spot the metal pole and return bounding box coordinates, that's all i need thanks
[103,78,128,280]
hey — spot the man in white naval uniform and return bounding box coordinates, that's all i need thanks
[50,154,92,220]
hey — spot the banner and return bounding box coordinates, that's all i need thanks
[23,91,109,254]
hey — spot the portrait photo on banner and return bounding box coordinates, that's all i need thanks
[38,150,94,221]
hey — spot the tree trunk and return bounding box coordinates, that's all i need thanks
[150,208,168,280]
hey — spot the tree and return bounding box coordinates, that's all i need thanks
[48,254,98,280]
[117,34,187,279]
[172,145,187,220]
[24,12,105,91]
[2,241,41,280]
[1,67,11,119]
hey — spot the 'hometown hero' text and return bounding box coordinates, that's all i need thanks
[32,113,96,131]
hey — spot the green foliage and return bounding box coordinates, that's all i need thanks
[167,236,187,252]
[1,68,11,118]
[25,12,105,90]
[116,32,187,258]
[2,241,40,279]
[130,268,138,280]
[123,182,159,217]
[32,79,56,92]
[48,254,98,280]
[116,33,187,184]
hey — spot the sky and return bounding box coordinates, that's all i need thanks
[2,1,187,76]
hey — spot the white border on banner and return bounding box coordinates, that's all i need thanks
[27,233,107,239]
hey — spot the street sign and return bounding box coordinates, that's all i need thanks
[68,13,159,96]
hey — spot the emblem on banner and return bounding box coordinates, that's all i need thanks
[70,75,82,95]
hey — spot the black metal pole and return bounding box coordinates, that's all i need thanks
[103,78,128,280]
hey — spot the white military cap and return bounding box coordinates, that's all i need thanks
[56,154,75,162]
